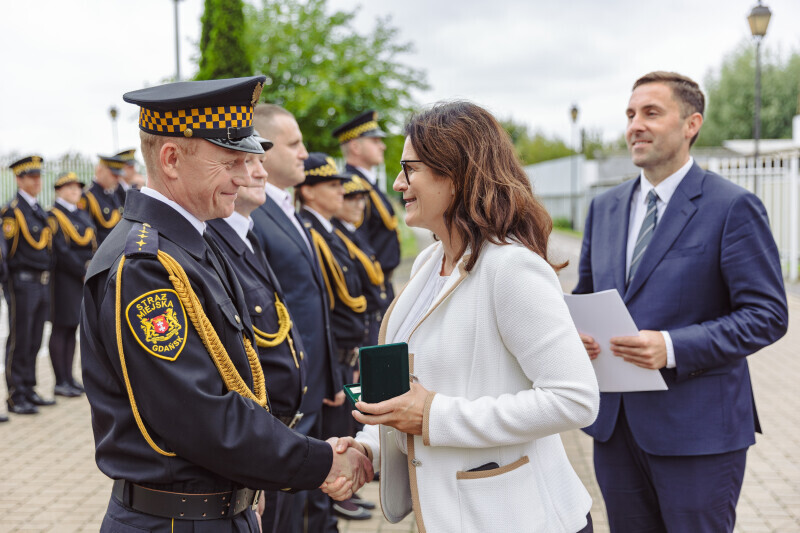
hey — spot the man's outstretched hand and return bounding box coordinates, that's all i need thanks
[320,438,374,500]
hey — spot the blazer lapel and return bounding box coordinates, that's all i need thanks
[624,164,703,302]
[610,181,637,293]
[260,197,315,266]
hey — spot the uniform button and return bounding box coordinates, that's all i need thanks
[411,459,422,467]
[303,386,308,394]
[343,266,348,272]
[299,351,305,360]
[254,306,262,313]
[235,315,241,324]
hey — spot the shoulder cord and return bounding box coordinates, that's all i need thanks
[50,208,97,250]
[86,191,122,229]
[361,180,398,231]
[252,292,300,369]
[334,228,385,286]
[310,228,367,313]
[11,208,51,256]
[114,251,269,457]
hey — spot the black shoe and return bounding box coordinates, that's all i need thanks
[7,398,38,415]
[350,493,376,510]
[332,499,372,520]
[69,380,85,393]
[0,413,8,422]
[54,383,82,398]
[27,392,56,406]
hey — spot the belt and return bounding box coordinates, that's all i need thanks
[112,479,260,520]
[276,412,304,429]
[337,347,359,366]
[15,269,50,284]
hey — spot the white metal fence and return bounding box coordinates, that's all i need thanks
[0,154,97,208]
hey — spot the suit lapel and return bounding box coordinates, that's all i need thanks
[260,197,316,266]
[624,164,703,302]
[610,181,637,293]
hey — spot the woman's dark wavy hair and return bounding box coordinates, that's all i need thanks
[405,101,565,273]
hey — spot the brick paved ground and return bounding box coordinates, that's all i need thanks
[0,231,798,532]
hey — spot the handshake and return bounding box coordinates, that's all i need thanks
[319,436,373,500]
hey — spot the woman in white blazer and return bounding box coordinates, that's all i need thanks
[333,101,600,532]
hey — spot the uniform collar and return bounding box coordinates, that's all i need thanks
[140,186,206,235]
[18,189,38,207]
[55,197,77,212]
[302,206,333,233]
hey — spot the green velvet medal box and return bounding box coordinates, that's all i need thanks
[344,342,410,408]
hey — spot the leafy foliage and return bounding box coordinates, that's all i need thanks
[500,118,575,165]
[698,41,800,146]
[243,0,428,179]
[196,0,253,80]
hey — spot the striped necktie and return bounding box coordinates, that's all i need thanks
[627,189,658,285]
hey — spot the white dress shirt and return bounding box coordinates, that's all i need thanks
[18,189,40,208]
[302,206,333,233]
[264,181,313,254]
[140,187,206,235]
[355,165,377,186]
[223,211,254,253]
[55,197,78,212]
[625,157,694,369]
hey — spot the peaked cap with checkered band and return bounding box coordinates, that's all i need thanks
[122,76,268,154]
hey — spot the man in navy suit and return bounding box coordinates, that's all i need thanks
[251,104,344,533]
[574,71,788,532]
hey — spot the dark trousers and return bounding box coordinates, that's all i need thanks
[594,403,747,533]
[102,495,260,532]
[4,272,49,402]
[273,409,332,533]
[49,324,78,385]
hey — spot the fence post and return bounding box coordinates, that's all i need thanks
[790,153,799,283]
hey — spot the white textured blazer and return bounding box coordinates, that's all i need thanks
[356,240,600,533]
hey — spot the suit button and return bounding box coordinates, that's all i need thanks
[234,315,241,324]
[254,306,262,313]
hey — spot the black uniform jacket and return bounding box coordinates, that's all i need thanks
[251,196,342,412]
[346,164,401,274]
[81,181,123,245]
[300,209,367,352]
[80,190,331,493]
[206,218,307,416]
[332,218,390,316]
[49,204,95,327]
[1,193,52,272]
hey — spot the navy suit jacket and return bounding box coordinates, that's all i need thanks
[574,163,788,456]
[251,196,341,413]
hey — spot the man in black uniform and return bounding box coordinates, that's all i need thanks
[296,154,372,523]
[80,154,124,245]
[80,76,372,533]
[2,155,55,416]
[206,134,310,532]
[114,148,144,204]
[333,110,400,341]
[48,172,96,397]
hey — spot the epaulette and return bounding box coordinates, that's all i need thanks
[124,222,159,257]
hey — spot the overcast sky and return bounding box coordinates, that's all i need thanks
[2,0,799,159]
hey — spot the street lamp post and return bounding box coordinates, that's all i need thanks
[173,0,184,81]
[570,103,579,230]
[748,0,772,196]
[109,106,119,152]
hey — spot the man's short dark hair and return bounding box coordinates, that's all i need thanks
[634,71,705,145]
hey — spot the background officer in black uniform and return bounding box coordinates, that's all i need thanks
[206,134,310,532]
[79,154,124,245]
[296,154,372,523]
[114,148,144,204]
[80,76,372,533]
[333,111,400,314]
[48,172,96,397]
[2,155,54,415]
[333,175,390,347]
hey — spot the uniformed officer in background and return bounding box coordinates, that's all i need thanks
[80,154,124,245]
[205,133,310,532]
[296,153,372,523]
[332,175,389,347]
[48,172,96,397]
[333,110,400,321]
[2,155,54,416]
[114,148,144,204]
[80,76,371,533]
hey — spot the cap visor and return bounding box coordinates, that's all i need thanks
[362,129,387,138]
[206,136,265,154]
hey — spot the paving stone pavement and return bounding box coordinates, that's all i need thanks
[0,230,798,532]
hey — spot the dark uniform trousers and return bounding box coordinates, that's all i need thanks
[81,181,123,245]
[2,194,52,404]
[80,191,332,532]
[206,219,310,533]
[251,198,342,533]
[48,205,95,386]
[346,164,401,311]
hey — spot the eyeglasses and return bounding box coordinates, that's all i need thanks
[399,160,422,182]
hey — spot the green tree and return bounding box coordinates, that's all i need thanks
[196,0,252,80]
[243,0,428,182]
[698,41,800,146]
[500,118,574,165]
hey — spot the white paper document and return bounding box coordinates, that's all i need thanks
[564,290,668,392]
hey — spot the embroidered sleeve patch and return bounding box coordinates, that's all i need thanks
[126,289,188,361]
[3,217,17,239]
